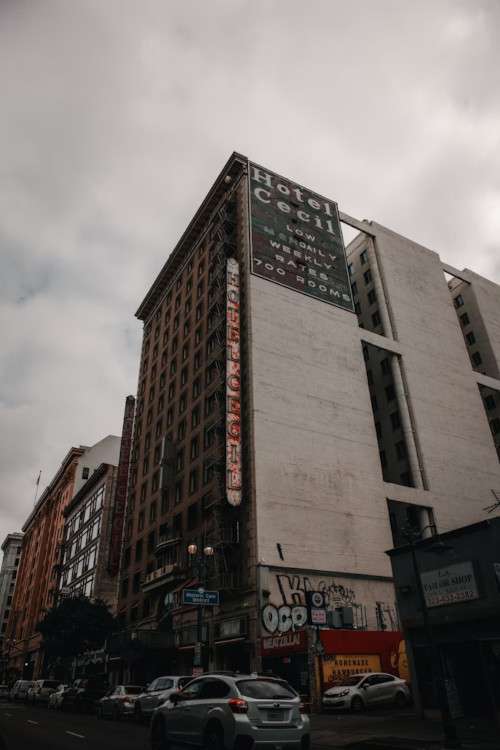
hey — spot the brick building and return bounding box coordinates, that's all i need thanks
[115,153,500,690]
[6,436,120,679]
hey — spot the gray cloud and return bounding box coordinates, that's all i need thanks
[1,0,499,545]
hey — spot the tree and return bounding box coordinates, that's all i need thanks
[37,595,116,665]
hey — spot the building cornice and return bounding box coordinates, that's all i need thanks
[135,151,248,322]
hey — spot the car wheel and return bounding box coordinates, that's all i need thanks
[394,691,407,708]
[151,718,170,750]
[204,725,224,750]
[350,696,364,713]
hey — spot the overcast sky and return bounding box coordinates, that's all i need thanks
[1,0,499,551]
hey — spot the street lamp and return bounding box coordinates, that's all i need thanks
[187,543,215,672]
[403,524,460,749]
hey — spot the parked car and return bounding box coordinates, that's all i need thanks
[0,684,9,700]
[48,684,69,709]
[97,685,145,720]
[135,676,192,722]
[322,672,410,712]
[151,673,310,750]
[61,677,109,713]
[9,680,34,702]
[27,679,60,704]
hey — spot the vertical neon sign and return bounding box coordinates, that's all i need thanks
[226,257,242,506]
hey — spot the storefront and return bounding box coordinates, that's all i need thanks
[388,518,500,732]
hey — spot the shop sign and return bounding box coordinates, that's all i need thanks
[322,654,381,685]
[249,162,353,311]
[420,561,479,608]
[226,257,242,507]
[261,630,308,657]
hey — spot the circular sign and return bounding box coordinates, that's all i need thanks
[310,591,325,608]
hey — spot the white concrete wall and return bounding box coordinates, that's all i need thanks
[372,223,500,531]
[249,273,394,577]
[248,223,500,590]
[73,435,121,496]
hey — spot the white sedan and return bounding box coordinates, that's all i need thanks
[48,684,69,709]
[322,672,410,712]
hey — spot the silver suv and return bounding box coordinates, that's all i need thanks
[151,672,310,750]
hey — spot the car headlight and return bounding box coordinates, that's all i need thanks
[337,689,350,697]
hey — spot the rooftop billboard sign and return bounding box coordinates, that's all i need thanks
[248,162,354,311]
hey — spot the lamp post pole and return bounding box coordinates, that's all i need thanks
[404,528,460,749]
[187,544,214,673]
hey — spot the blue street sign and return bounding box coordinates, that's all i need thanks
[182,588,220,606]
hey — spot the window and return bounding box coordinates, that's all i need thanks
[121,578,129,597]
[395,440,407,460]
[371,311,381,328]
[147,531,156,554]
[135,539,143,562]
[354,301,361,315]
[138,511,145,531]
[190,436,200,460]
[350,281,358,296]
[192,377,201,399]
[196,304,203,322]
[385,384,396,402]
[168,382,175,401]
[133,573,141,594]
[176,448,185,472]
[177,419,186,441]
[347,263,353,277]
[363,269,372,285]
[200,679,231,699]
[179,392,187,414]
[181,366,188,386]
[460,312,470,327]
[472,351,482,367]
[167,407,173,427]
[454,295,464,308]
[187,502,199,529]
[380,357,390,375]
[390,411,401,431]
[490,418,500,436]
[192,405,200,428]
[82,467,90,480]
[189,469,198,495]
[194,350,202,371]
[367,289,377,305]
[466,331,476,346]
[149,502,157,523]
[175,481,182,505]
[366,369,373,385]
[360,249,368,265]
[484,394,496,411]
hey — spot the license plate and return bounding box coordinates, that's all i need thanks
[267,709,284,721]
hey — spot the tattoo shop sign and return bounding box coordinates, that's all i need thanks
[420,561,479,608]
[249,162,354,311]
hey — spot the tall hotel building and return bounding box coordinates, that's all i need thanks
[117,153,500,685]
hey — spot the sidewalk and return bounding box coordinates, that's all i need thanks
[310,709,500,750]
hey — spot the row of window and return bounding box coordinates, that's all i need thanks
[64,515,101,562]
[61,542,98,586]
[66,485,104,541]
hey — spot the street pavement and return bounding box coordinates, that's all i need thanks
[0,700,149,750]
[0,700,497,750]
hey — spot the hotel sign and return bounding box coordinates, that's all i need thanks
[226,257,242,506]
[420,561,479,608]
[249,162,353,311]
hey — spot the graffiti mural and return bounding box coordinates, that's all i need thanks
[260,569,398,635]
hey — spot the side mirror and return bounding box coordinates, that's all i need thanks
[362,683,369,689]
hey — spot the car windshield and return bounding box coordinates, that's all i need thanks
[331,675,365,687]
[236,679,297,699]
[124,686,144,694]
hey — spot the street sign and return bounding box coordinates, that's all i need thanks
[182,588,220,606]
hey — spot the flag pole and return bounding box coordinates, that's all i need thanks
[33,470,42,506]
